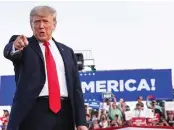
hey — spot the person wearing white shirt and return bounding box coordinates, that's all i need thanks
[3,5,87,130]
[134,103,146,117]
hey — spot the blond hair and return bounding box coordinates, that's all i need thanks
[30,6,57,24]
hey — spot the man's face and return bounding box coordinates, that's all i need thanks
[137,105,141,110]
[152,104,156,109]
[86,115,90,121]
[168,113,174,119]
[31,15,56,42]
[106,100,110,105]
[112,103,116,109]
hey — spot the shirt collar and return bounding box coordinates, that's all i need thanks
[39,39,54,47]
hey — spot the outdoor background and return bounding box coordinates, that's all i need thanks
[0,1,174,87]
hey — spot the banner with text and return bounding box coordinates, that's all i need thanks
[79,69,173,103]
[0,76,15,106]
[0,69,173,105]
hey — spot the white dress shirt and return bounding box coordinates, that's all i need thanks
[12,39,68,97]
[134,109,146,117]
[39,40,68,97]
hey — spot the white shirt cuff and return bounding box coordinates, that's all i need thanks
[11,44,21,55]
[12,44,16,52]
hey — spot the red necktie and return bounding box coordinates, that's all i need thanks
[43,42,61,113]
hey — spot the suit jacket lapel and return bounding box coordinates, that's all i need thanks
[29,36,44,62]
[29,36,69,74]
[52,38,72,93]
[52,38,69,71]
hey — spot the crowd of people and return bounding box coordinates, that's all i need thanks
[0,95,174,130]
[85,95,174,129]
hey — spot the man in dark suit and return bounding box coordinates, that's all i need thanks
[3,6,87,130]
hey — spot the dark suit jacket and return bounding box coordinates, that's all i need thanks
[3,35,86,130]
